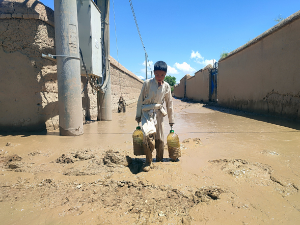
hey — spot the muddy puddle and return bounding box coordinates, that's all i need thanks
[0,98,300,224]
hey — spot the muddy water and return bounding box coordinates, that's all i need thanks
[0,98,299,224]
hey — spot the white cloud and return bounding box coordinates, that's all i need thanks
[167,65,178,74]
[174,62,196,73]
[203,59,216,66]
[191,50,216,67]
[141,60,154,77]
[137,75,145,80]
[191,50,204,60]
[142,60,153,68]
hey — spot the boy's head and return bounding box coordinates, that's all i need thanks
[154,61,167,84]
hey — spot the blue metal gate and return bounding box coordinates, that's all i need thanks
[209,62,218,102]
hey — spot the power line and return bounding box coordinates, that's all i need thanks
[129,0,154,79]
[129,0,147,55]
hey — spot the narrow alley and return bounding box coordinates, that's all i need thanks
[1,98,299,224]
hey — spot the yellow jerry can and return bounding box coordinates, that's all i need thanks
[132,126,144,155]
[167,129,181,161]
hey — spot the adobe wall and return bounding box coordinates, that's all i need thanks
[0,0,57,132]
[173,75,190,99]
[185,69,210,102]
[0,0,143,132]
[110,57,143,111]
[186,76,196,99]
[218,10,300,120]
[198,68,210,102]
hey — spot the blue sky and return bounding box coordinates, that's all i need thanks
[42,0,299,83]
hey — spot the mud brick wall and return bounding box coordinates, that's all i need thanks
[218,10,300,120]
[0,0,143,132]
[0,0,57,132]
[109,57,143,111]
[173,75,190,99]
[185,68,210,102]
[186,76,196,99]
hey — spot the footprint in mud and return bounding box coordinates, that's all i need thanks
[182,138,202,144]
[209,159,299,197]
[0,154,23,170]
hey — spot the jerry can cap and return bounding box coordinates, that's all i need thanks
[170,130,174,133]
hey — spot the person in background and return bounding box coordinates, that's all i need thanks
[118,96,126,113]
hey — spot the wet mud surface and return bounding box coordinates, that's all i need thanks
[1,98,300,224]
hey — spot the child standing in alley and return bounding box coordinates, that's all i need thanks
[135,61,174,172]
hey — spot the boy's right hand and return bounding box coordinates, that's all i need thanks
[135,117,141,123]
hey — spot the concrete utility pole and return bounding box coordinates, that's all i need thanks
[54,0,84,136]
[145,53,147,80]
[97,0,112,121]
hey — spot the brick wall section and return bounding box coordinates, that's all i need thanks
[218,10,300,120]
[185,76,196,99]
[175,69,210,102]
[109,57,143,111]
[173,75,190,99]
[199,68,210,102]
[184,68,210,102]
[0,0,55,26]
[0,0,143,131]
[0,0,57,131]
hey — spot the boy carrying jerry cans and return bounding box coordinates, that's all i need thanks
[135,61,174,172]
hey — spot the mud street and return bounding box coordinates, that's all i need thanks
[0,98,300,225]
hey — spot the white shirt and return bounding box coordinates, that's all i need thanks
[136,78,174,140]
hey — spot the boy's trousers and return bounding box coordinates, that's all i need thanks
[143,137,164,164]
[143,110,165,163]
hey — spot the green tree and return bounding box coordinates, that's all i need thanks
[164,75,176,86]
[220,51,228,60]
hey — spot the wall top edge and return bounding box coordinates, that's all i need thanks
[109,56,144,83]
[180,74,191,81]
[195,66,212,74]
[0,0,54,26]
[187,75,195,80]
[219,10,300,63]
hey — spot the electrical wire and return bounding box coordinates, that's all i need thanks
[129,0,152,79]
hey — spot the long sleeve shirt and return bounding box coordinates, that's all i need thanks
[136,78,174,124]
